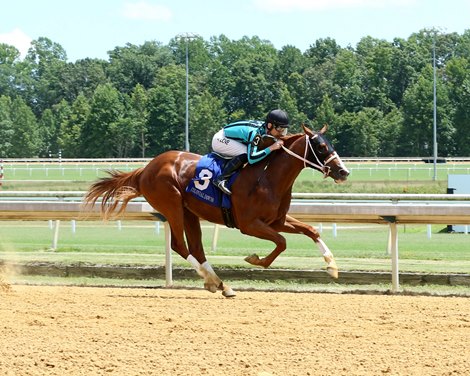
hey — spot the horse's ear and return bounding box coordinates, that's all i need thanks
[302,123,314,136]
[320,124,328,134]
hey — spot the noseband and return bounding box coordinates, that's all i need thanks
[280,134,339,178]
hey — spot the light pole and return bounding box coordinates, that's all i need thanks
[177,33,198,152]
[432,34,438,181]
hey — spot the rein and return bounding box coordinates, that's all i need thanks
[280,134,339,178]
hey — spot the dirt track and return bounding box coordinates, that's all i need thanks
[0,285,469,375]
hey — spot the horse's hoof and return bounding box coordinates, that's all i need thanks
[204,283,218,293]
[324,256,339,279]
[222,286,236,298]
[244,254,260,265]
[327,267,339,279]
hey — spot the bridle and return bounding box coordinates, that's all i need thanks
[280,134,340,178]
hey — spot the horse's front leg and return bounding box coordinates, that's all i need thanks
[276,215,338,279]
[241,219,287,268]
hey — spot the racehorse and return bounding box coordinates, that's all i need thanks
[83,124,349,297]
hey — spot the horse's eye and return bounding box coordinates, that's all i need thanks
[318,143,329,154]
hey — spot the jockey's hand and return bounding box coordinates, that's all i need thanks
[269,139,284,152]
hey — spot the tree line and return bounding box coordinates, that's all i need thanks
[1,28,470,158]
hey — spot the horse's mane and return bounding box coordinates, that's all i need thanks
[280,132,305,148]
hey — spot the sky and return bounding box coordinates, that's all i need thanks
[1,0,469,62]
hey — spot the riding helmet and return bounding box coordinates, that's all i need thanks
[266,109,289,127]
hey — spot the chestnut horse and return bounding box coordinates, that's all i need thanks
[83,125,349,297]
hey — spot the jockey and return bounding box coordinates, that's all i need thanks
[211,109,290,195]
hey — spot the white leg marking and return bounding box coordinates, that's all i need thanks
[203,261,236,298]
[187,254,205,278]
[317,238,333,258]
[201,261,215,274]
[201,261,222,287]
[317,239,338,278]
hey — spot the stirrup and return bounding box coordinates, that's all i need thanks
[215,179,232,195]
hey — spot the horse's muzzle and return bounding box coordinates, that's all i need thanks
[333,168,349,183]
[339,168,350,178]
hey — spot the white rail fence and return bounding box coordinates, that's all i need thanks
[1,192,470,292]
[2,164,470,181]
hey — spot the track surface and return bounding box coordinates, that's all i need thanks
[1,285,469,375]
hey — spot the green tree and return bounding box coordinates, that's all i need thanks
[129,84,149,157]
[305,37,341,65]
[388,38,415,107]
[378,107,404,157]
[356,36,395,111]
[302,59,336,117]
[24,37,68,114]
[9,97,40,157]
[2,30,470,158]
[333,111,355,157]
[0,43,21,98]
[0,95,14,156]
[107,41,174,93]
[455,29,470,58]
[110,116,138,158]
[277,83,306,133]
[146,64,186,154]
[38,108,57,157]
[277,45,307,82]
[189,91,226,155]
[80,83,126,157]
[350,107,382,157]
[207,36,278,118]
[332,49,365,113]
[313,95,336,137]
[58,94,89,157]
[146,85,181,155]
[62,58,109,102]
[446,56,470,155]
[401,65,454,156]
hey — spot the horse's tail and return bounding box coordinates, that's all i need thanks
[83,168,145,220]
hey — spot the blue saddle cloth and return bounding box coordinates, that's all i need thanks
[185,153,237,208]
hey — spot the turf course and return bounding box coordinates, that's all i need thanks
[0,160,469,292]
[0,220,468,274]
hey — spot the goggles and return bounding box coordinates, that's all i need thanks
[274,124,289,136]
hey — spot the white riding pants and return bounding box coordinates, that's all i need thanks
[211,129,247,157]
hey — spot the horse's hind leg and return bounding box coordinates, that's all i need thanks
[144,193,235,297]
[145,196,199,273]
[184,209,236,298]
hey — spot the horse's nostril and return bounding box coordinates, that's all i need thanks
[340,169,350,177]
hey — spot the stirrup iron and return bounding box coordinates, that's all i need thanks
[215,179,232,195]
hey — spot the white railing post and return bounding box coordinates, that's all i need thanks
[155,221,160,235]
[212,224,220,252]
[386,227,392,255]
[164,222,172,287]
[332,223,337,238]
[390,222,400,293]
[51,220,61,251]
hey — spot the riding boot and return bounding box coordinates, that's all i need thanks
[214,154,248,195]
